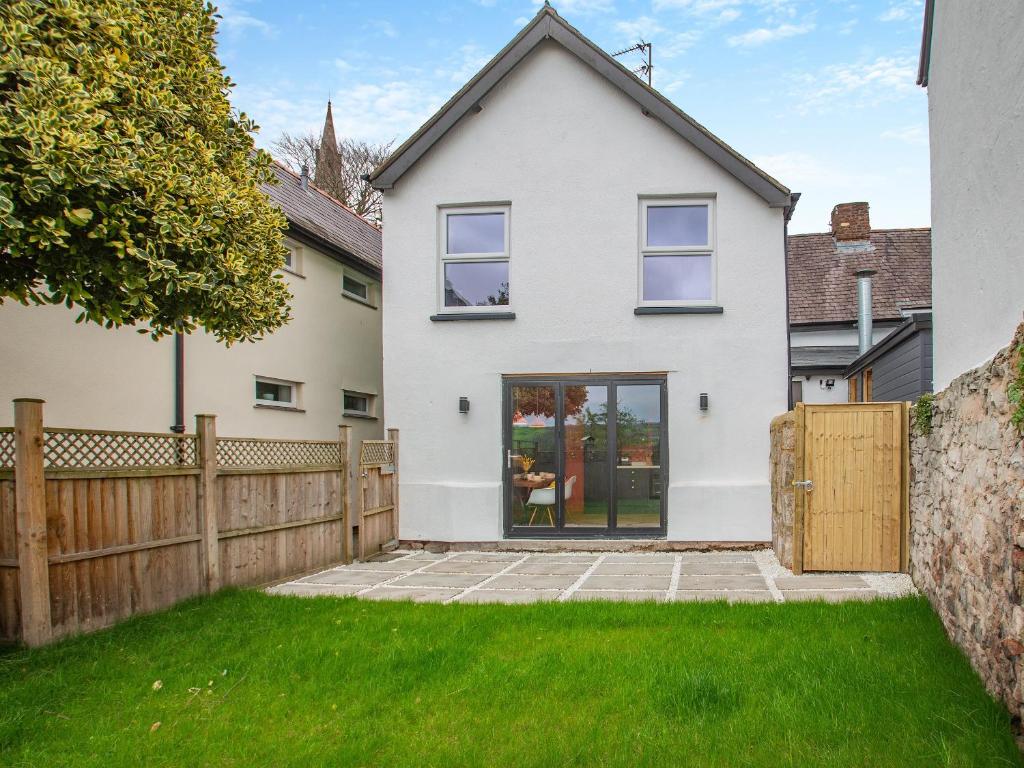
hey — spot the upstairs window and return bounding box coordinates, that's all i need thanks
[343,390,376,418]
[639,199,715,305]
[342,269,378,307]
[440,206,510,311]
[254,376,299,409]
[282,241,304,276]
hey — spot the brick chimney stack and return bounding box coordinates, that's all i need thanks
[830,202,871,241]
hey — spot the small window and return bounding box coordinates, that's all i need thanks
[282,241,303,275]
[255,376,299,409]
[343,390,375,418]
[639,199,715,305]
[342,271,376,306]
[439,206,510,312]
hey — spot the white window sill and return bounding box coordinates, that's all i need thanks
[342,291,377,309]
[254,403,306,413]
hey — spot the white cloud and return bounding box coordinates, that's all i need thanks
[615,16,665,40]
[215,0,275,39]
[532,0,615,14]
[790,55,919,113]
[334,59,354,73]
[653,0,742,14]
[435,44,492,84]
[879,0,923,22]
[728,20,813,47]
[513,16,530,26]
[881,124,928,145]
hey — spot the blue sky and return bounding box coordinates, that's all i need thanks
[216,0,929,234]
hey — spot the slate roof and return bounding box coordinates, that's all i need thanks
[263,161,382,272]
[791,346,861,371]
[787,228,931,326]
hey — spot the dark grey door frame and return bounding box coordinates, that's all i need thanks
[501,374,668,538]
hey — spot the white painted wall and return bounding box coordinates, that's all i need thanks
[790,326,897,404]
[927,1,1024,388]
[0,239,383,446]
[381,41,789,542]
[794,376,848,405]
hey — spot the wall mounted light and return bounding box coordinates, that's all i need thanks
[699,393,709,411]
[459,396,470,414]
[820,378,836,391]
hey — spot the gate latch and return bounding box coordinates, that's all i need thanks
[793,479,814,491]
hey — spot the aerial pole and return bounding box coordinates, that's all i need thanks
[612,40,653,86]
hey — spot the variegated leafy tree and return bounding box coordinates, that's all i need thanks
[0,0,291,343]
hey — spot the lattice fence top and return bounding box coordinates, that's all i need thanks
[0,429,13,469]
[217,437,340,468]
[43,429,198,471]
[359,440,394,467]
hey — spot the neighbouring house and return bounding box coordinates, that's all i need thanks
[787,202,931,404]
[369,6,797,543]
[0,157,383,446]
[845,312,933,402]
[918,0,1024,388]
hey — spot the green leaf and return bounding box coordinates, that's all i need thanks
[67,208,93,226]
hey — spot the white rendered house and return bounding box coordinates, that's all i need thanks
[371,7,797,543]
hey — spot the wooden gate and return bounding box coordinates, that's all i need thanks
[793,403,908,573]
[358,429,399,560]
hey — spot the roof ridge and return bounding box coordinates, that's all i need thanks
[270,159,381,232]
[789,226,931,238]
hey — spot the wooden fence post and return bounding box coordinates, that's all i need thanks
[196,414,220,592]
[387,428,400,545]
[339,425,352,565]
[792,403,805,576]
[14,398,51,646]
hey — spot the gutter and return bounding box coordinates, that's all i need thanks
[285,222,382,282]
[917,0,935,86]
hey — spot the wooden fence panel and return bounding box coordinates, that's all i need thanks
[358,433,399,560]
[0,403,362,646]
[0,478,18,642]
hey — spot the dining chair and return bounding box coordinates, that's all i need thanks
[526,475,576,526]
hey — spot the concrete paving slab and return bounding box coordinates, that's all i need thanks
[456,590,561,604]
[677,561,761,576]
[581,574,672,591]
[365,552,408,562]
[449,552,524,562]
[401,551,447,561]
[360,587,461,603]
[421,561,509,575]
[486,573,580,590]
[390,572,489,588]
[297,570,391,586]
[782,589,879,603]
[268,583,365,597]
[673,590,772,603]
[345,560,419,572]
[571,590,665,602]
[677,575,768,591]
[677,552,756,562]
[523,554,600,564]
[591,562,674,576]
[508,562,592,576]
[600,553,677,563]
[775,575,869,590]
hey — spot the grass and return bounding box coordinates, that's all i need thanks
[0,590,1019,767]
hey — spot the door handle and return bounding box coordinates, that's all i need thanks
[793,480,814,491]
[506,449,512,469]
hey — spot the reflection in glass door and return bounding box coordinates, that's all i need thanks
[563,386,609,528]
[505,377,666,536]
[614,385,663,528]
[508,385,558,528]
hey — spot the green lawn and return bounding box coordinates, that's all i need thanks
[0,590,1019,767]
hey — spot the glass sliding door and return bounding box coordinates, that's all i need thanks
[613,384,663,528]
[508,385,558,528]
[562,385,609,528]
[504,376,666,537]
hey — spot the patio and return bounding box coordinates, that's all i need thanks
[268,549,916,604]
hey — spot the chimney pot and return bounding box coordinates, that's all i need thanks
[831,202,870,241]
[300,164,310,191]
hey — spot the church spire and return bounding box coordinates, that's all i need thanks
[314,100,343,194]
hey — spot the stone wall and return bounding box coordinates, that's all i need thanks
[910,321,1024,725]
[770,411,796,570]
